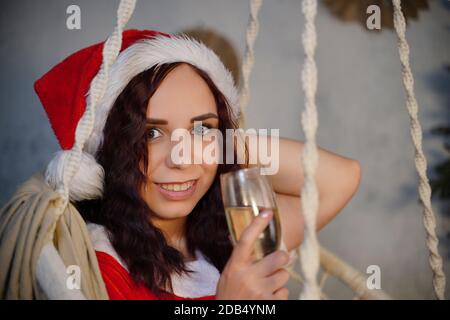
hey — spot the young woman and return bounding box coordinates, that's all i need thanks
[35,29,361,300]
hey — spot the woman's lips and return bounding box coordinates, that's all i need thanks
[155,179,198,201]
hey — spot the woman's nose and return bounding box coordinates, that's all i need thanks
[165,135,203,168]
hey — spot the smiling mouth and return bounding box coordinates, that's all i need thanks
[155,179,198,192]
[154,179,198,201]
[157,180,196,192]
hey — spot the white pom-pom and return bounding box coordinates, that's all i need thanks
[45,150,104,202]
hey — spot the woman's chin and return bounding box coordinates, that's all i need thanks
[151,202,196,219]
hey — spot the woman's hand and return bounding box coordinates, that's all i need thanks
[215,210,290,300]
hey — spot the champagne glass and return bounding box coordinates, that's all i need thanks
[220,166,282,262]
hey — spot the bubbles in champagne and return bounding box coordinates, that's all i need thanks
[225,206,281,262]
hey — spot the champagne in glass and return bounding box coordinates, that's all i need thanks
[220,167,282,262]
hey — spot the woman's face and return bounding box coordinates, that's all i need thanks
[142,63,219,221]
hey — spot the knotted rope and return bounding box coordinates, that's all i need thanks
[392,0,446,300]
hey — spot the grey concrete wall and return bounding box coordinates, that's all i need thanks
[0,0,449,299]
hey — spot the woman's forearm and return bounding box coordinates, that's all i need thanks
[250,135,361,199]
[282,138,360,198]
[241,134,362,250]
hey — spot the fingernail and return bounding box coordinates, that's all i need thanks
[260,210,273,219]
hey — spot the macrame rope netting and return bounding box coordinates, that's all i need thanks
[53,0,137,223]
[238,0,263,128]
[238,0,321,299]
[297,0,321,300]
[392,0,446,300]
[240,0,322,300]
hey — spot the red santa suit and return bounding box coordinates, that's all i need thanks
[88,223,219,300]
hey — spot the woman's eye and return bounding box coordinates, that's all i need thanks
[147,128,163,140]
[192,125,211,136]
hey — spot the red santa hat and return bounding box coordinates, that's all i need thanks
[35,29,239,202]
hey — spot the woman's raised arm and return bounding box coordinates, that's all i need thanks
[245,135,362,251]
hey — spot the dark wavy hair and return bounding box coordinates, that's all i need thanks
[75,62,246,296]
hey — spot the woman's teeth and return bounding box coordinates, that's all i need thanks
[159,181,195,192]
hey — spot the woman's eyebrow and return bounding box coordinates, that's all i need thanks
[146,113,218,125]
[146,118,168,125]
[190,113,219,123]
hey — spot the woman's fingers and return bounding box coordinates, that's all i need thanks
[230,209,273,264]
[261,268,290,293]
[221,209,291,300]
[252,250,290,277]
[273,287,289,300]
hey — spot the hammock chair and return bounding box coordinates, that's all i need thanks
[17,0,448,300]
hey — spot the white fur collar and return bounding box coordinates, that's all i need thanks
[87,223,219,298]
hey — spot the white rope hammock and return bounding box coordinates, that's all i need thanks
[238,0,446,300]
[36,0,446,300]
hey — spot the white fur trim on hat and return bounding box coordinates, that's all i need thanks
[85,34,239,155]
[45,150,104,202]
